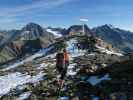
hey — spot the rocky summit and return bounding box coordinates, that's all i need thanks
[0,32,131,100]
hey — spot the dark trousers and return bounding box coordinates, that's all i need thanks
[60,61,69,80]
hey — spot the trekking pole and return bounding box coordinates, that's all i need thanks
[57,86,61,99]
[57,84,63,100]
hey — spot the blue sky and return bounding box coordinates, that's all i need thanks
[0,0,133,31]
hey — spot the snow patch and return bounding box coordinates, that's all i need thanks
[0,72,46,96]
[37,63,49,69]
[96,45,123,56]
[58,97,69,100]
[17,91,31,100]
[46,29,62,38]
[29,72,46,83]
[67,63,77,76]
[93,97,99,100]
[46,53,56,59]
[87,74,110,85]
[66,38,85,58]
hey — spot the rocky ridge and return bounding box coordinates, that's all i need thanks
[0,35,129,100]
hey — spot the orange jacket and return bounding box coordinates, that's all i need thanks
[64,51,69,62]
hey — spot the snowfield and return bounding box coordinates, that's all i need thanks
[67,63,77,76]
[46,28,62,38]
[17,91,31,100]
[0,72,46,97]
[87,74,111,85]
[58,97,69,100]
[66,38,85,58]
[96,45,123,56]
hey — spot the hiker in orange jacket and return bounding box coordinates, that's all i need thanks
[60,48,69,80]
[56,48,69,78]
[56,48,69,87]
[63,48,69,67]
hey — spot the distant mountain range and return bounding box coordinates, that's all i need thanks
[63,24,133,53]
[92,24,133,52]
[0,23,133,64]
[0,23,54,64]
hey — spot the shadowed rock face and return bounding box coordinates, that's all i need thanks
[93,24,133,52]
[0,23,54,64]
[21,23,44,40]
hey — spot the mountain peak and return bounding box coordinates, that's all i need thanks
[23,22,42,30]
[26,22,40,26]
[101,24,115,29]
[21,23,44,40]
[22,22,43,32]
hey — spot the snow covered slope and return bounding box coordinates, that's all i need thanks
[96,45,123,56]
[0,72,46,97]
[66,38,85,58]
[46,28,62,38]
